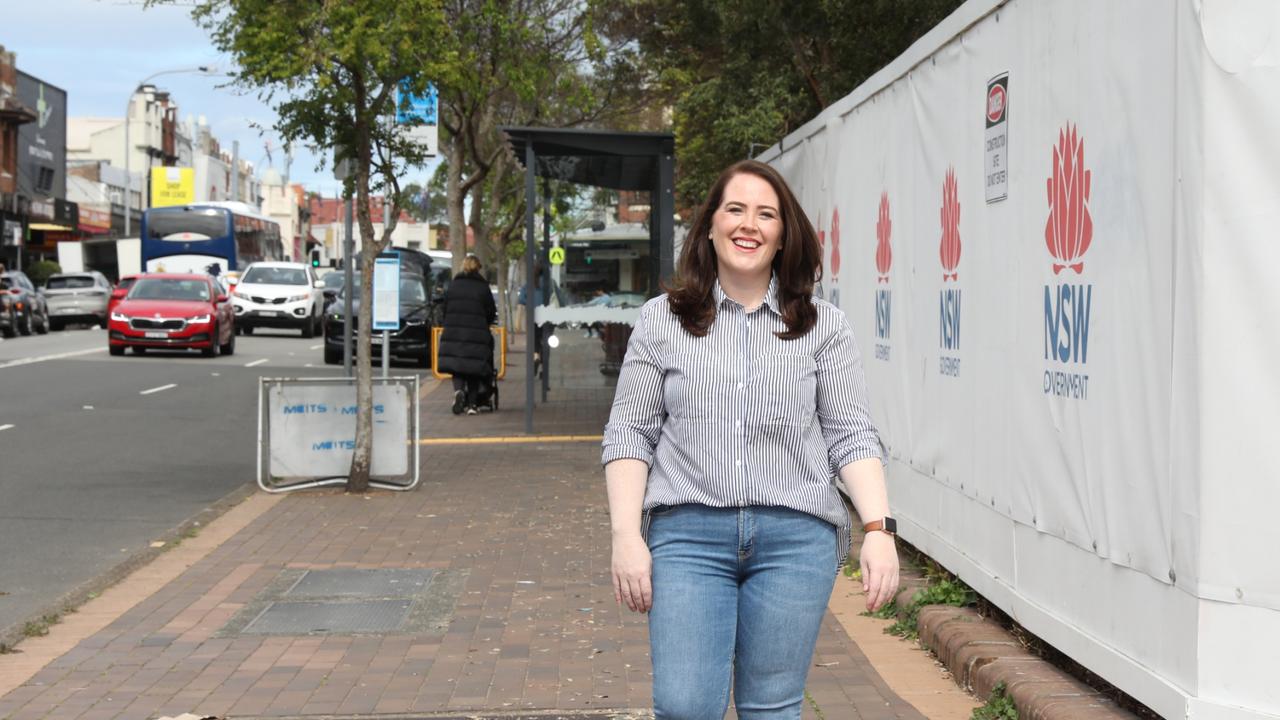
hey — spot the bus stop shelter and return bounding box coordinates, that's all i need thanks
[502,126,676,434]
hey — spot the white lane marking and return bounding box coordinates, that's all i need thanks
[211,372,221,377]
[308,344,322,350]
[0,424,14,432]
[139,383,177,395]
[0,347,105,370]
[244,358,268,367]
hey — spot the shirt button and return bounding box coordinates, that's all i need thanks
[737,382,744,389]
[735,420,741,427]
[735,460,741,466]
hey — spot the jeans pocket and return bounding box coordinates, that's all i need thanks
[643,505,683,544]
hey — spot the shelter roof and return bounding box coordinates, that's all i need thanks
[502,126,674,191]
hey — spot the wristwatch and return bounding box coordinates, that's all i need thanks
[863,517,897,536]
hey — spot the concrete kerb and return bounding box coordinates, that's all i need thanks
[0,481,258,654]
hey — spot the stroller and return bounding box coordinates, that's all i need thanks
[473,366,499,412]
[450,339,500,414]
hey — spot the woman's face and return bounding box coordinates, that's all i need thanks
[710,172,783,284]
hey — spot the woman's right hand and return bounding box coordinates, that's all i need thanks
[611,531,653,613]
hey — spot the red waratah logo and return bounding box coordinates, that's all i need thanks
[830,207,841,277]
[939,167,960,281]
[987,84,1006,124]
[1045,123,1093,274]
[875,192,892,282]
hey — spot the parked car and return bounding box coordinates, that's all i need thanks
[43,271,112,330]
[107,273,235,357]
[231,261,324,337]
[322,248,440,367]
[107,274,140,318]
[0,271,50,337]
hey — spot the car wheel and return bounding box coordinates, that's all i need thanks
[109,344,125,356]
[1,311,14,338]
[97,316,108,330]
[242,324,254,336]
[35,310,49,335]
[302,313,315,338]
[418,345,432,368]
[203,324,220,357]
[18,311,32,336]
[324,344,341,365]
[220,325,236,356]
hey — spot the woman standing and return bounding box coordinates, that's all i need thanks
[437,255,496,415]
[603,160,899,719]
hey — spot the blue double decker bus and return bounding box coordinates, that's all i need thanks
[140,201,284,278]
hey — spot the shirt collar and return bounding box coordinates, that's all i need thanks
[713,274,781,315]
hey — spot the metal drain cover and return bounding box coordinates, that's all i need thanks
[286,568,435,597]
[243,599,411,635]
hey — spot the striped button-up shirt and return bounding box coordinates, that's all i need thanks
[602,277,883,565]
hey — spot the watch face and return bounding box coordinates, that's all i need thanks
[884,517,898,534]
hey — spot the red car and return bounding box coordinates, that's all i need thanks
[108,273,235,357]
[106,274,140,318]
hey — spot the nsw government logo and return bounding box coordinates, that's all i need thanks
[938,168,961,378]
[1042,123,1093,400]
[873,192,892,361]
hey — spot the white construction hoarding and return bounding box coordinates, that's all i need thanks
[761,1,1280,717]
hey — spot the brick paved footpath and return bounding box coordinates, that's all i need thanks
[0,334,926,720]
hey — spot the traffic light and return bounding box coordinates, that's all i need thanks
[310,248,321,267]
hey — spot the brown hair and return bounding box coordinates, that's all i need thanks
[461,255,482,275]
[667,160,821,339]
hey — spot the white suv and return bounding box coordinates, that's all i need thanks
[231,262,324,337]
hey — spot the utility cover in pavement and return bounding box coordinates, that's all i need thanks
[286,568,435,597]
[243,599,411,634]
[219,567,466,637]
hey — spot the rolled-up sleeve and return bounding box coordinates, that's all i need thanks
[815,315,884,472]
[601,303,666,466]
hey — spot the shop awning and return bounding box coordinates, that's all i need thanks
[29,222,74,232]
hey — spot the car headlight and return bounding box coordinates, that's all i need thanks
[188,314,212,324]
[330,313,343,321]
[110,311,130,322]
[287,293,310,303]
[233,291,251,300]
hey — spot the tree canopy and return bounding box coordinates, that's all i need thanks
[599,0,964,207]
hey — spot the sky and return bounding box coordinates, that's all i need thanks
[6,0,402,201]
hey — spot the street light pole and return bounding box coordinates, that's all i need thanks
[122,65,215,237]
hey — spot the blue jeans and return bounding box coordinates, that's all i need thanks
[647,504,838,720]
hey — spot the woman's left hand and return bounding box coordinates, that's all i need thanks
[859,531,900,612]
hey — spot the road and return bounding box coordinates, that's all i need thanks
[0,325,430,643]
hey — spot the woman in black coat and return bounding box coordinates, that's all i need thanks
[437,255,497,414]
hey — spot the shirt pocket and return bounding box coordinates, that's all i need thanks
[752,354,817,427]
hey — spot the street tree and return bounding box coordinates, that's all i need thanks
[172,0,456,491]
[435,0,651,333]
[599,0,964,207]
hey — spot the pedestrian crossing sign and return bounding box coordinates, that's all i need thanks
[549,247,565,265]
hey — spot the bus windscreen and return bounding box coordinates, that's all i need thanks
[146,209,228,241]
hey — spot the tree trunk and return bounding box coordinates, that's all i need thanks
[445,132,467,274]
[348,103,376,493]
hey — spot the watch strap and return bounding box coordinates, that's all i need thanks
[863,517,897,535]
